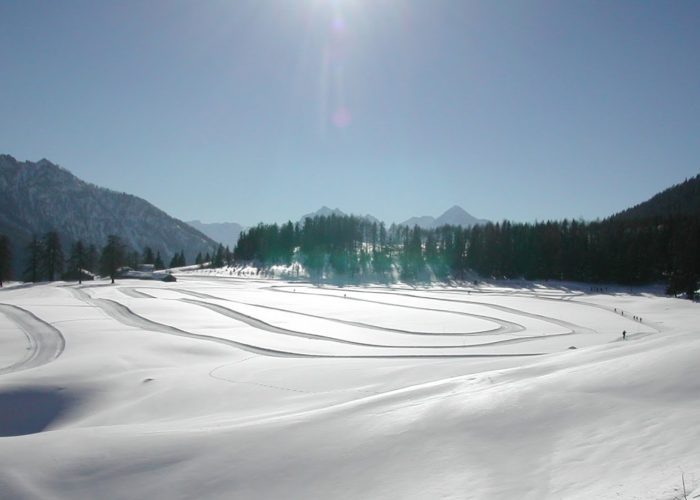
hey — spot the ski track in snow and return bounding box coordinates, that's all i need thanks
[0,303,66,376]
[179,297,562,349]
[70,287,541,359]
[113,283,621,355]
[267,285,595,337]
[119,287,155,299]
[150,287,515,336]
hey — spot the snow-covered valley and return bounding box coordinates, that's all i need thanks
[0,277,698,499]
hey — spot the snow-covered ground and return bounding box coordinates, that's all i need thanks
[0,277,698,499]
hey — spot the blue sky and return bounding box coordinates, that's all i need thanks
[1,0,698,226]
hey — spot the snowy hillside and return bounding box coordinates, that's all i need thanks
[0,277,697,499]
[0,155,217,265]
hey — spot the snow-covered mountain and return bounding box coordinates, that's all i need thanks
[186,220,243,248]
[0,154,217,267]
[400,205,489,229]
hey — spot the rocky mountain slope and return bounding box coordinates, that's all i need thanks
[0,155,217,271]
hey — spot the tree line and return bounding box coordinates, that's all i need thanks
[0,231,200,286]
[233,213,700,296]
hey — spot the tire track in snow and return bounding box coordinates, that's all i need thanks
[0,303,66,376]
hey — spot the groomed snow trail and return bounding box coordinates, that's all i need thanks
[70,287,541,358]
[0,303,66,375]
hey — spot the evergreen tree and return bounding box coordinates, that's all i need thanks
[0,234,11,287]
[154,251,164,270]
[67,240,88,284]
[85,244,99,274]
[127,250,140,270]
[142,246,155,265]
[195,252,203,266]
[100,235,127,284]
[42,231,64,281]
[24,236,42,282]
[213,244,224,267]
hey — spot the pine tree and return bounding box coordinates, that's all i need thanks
[213,244,224,267]
[25,236,42,282]
[85,244,99,274]
[42,231,64,281]
[142,247,155,265]
[127,250,140,270]
[154,251,164,270]
[68,240,87,284]
[100,235,126,284]
[0,234,11,287]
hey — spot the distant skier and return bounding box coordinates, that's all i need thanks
[622,330,626,340]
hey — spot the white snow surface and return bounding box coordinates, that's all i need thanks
[0,277,698,499]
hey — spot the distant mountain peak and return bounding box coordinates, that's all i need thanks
[400,206,489,229]
[443,205,468,215]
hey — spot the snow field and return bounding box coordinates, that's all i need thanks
[0,278,698,499]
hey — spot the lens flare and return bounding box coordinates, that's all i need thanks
[332,107,352,128]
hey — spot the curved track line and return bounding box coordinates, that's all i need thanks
[67,288,542,359]
[302,286,628,338]
[180,298,554,349]
[268,286,589,336]
[67,289,301,358]
[119,287,155,299]
[0,303,66,376]
[165,287,525,336]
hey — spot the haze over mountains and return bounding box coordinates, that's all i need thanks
[0,154,490,264]
[190,206,487,248]
[0,155,217,272]
[400,205,490,229]
[186,220,243,249]
[298,205,487,229]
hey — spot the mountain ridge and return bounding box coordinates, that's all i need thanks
[400,205,489,229]
[0,154,217,273]
[610,174,700,220]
